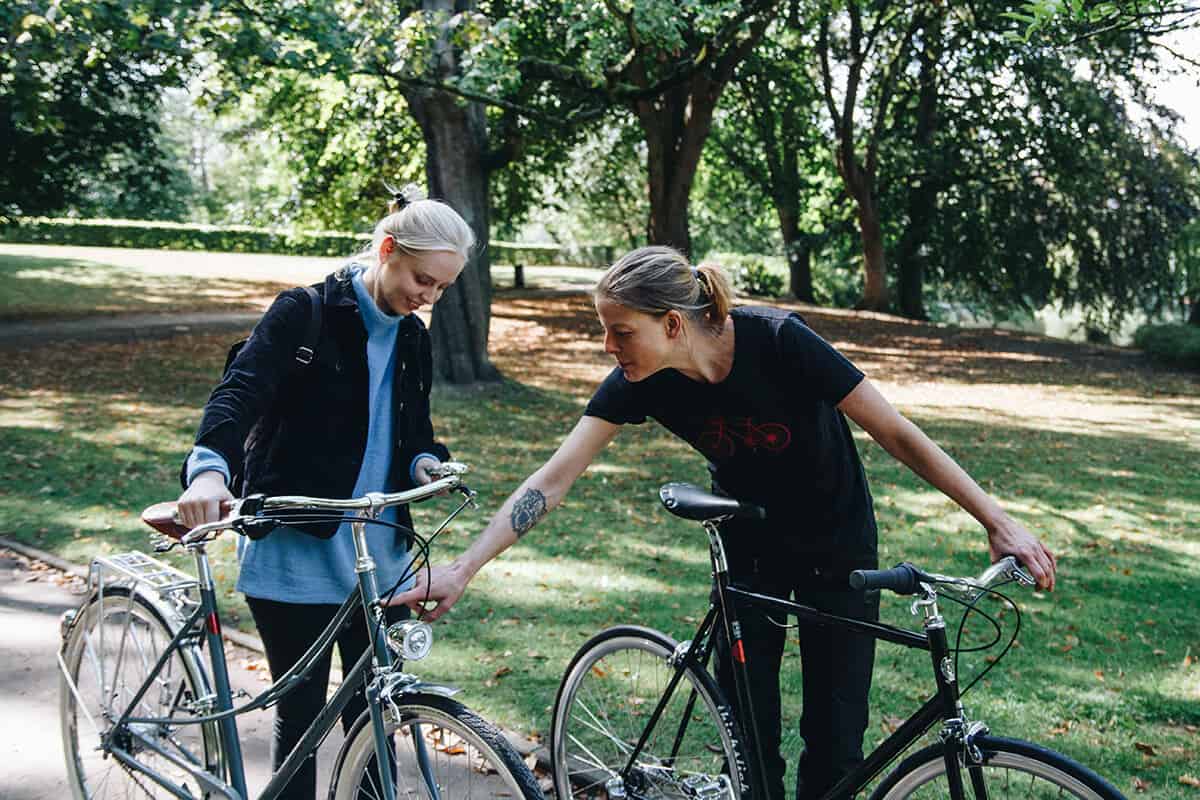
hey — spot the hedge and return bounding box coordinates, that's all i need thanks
[0,216,612,267]
[1133,322,1200,370]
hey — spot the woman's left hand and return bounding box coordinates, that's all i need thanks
[413,456,440,486]
[986,516,1057,591]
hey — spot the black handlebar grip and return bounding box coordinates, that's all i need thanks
[735,503,766,521]
[848,563,924,595]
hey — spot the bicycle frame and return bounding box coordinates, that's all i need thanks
[68,511,420,800]
[621,519,982,800]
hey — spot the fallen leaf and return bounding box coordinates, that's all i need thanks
[493,666,512,679]
[1095,670,1105,682]
[1179,774,1200,788]
[1134,742,1157,756]
[1133,777,1150,793]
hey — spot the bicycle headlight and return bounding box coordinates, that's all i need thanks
[386,620,433,661]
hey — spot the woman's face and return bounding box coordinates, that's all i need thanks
[376,245,465,315]
[595,298,677,382]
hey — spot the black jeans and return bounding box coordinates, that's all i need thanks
[246,596,409,800]
[714,552,879,800]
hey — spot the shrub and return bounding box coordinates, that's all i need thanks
[1133,323,1200,370]
[705,252,787,298]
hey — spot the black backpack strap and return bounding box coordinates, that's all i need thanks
[295,286,322,366]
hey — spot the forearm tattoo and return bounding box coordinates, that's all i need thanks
[510,488,548,539]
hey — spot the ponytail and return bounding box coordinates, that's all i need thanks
[594,246,735,334]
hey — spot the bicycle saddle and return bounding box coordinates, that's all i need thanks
[658,482,765,522]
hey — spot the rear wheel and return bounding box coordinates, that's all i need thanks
[871,735,1126,799]
[329,692,543,800]
[59,586,225,799]
[551,626,746,800]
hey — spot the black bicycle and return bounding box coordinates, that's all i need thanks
[549,482,1126,800]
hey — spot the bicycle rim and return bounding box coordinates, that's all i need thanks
[874,735,1126,800]
[60,587,223,800]
[551,627,745,800]
[330,693,543,800]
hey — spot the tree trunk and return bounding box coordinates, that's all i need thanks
[405,87,500,383]
[893,13,943,320]
[1189,295,1200,326]
[856,193,889,311]
[637,82,710,256]
[836,137,889,311]
[401,0,499,384]
[778,208,815,302]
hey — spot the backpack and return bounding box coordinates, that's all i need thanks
[225,286,323,497]
[223,286,323,375]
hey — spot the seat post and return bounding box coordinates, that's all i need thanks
[703,519,730,577]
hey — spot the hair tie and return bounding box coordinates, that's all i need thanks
[393,193,409,210]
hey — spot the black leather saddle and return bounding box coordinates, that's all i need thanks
[657,482,765,522]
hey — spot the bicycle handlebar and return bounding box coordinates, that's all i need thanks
[850,555,1034,597]
[142,464,470,545]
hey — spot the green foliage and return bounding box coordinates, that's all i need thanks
[1,1,203,218]
[1133,323,1200,370]
[0,217,365,257]
[732,259,785,298]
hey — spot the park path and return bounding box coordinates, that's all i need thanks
[0,546,340,800]
[0,543,548,799]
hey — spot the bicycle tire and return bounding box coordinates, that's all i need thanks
[551,625,746,800]
[329,691,544,800]
[870,734,1127,799]
[60,585,226,800]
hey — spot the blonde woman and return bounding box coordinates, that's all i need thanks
[177,185,474,800]
[396,245,1057,800]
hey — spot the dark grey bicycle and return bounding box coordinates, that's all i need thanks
[550,482,1126,800]
[58,462,543,800]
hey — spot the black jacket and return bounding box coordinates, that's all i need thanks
[182,269,450,538]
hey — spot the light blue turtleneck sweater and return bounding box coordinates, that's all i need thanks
[186,267,432,603]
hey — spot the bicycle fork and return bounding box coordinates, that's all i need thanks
[917,590,989,800]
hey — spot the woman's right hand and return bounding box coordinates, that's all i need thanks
[177,471,234,530]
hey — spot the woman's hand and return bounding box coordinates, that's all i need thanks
[986,514,1057,591]
[412,456,441,486]
[177,471,234,530]
[389,560,473,621]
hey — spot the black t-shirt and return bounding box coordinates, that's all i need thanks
[584,306,877,561]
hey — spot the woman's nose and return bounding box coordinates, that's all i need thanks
[603,332,618,354]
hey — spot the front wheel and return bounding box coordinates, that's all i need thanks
[871,734,1127,799]
[551,626,747,800]
[329,692,543,800]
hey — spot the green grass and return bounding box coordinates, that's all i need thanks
[0,244,600,320]
[1,275,1198,796]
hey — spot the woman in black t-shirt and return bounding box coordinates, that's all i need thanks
[394,245,1057,800]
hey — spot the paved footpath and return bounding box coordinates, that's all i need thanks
[0,547,340,800]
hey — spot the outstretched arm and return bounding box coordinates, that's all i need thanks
[391,415,621,619]
[838,378,1057,590]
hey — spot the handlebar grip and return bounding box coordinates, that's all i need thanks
[141,500,236,541]
[848,563,926,595]
[735,503,766,521]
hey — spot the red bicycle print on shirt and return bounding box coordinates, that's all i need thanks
[697,417,792,459]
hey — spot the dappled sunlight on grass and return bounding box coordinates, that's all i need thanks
[1,287,1196,794]
[1,251,292,319]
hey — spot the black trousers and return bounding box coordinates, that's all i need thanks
[246,596,409,800]
[714,552,879,800]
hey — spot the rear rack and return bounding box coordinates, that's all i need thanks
[88,552,200,615]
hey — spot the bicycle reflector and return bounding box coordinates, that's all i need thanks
[386,620,434,661]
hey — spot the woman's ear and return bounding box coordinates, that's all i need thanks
[664,310,683,339]
[379,236,395,261]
